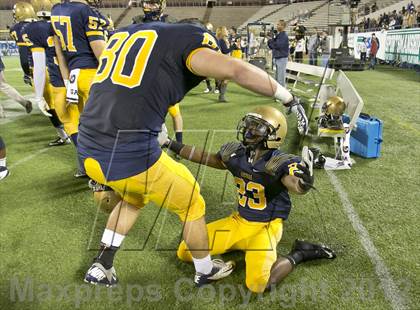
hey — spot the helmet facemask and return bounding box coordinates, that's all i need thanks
[142,0,165,20]
[237,114,279,150]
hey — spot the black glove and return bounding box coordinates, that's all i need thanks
[23,74,32,86]
[293,163,315,192]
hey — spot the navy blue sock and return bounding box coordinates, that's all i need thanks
[70,133,78,147]
[175,132,183,143]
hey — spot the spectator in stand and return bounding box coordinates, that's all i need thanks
[408,1,415,12]
[371,2,377,13]
[307,27,320,66]
[368,33,379,70]
[267,20,289,87]
[319,31,330,68]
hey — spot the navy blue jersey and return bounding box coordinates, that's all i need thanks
[218,144,300,222]
[51,2,109,71]
[9,22,33,76]
[23,20,64,88]
[78,22,219,181]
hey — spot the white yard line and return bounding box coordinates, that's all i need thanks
[9,147,51,169]
[326,170,407,310]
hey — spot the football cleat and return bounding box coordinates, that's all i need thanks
[292,239,336,261]
[0,166,10,181]
[194,259,235,287]
[48,137,71,147]
[24,100,33,114]
[203,88,212,94]
[74,170,88,178]
[214,89,220,94]
[84,262,118,287]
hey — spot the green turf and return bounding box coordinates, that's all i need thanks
[0,56,419,310]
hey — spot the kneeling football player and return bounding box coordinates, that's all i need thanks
[167,106,336,293]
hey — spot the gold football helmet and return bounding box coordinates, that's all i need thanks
[93,191,122,214]
[142,0,166,19]
[13,2,37,22]
[237,106,287,149]
[31,0,54,18]
[322,96,346,116]
[205,22,214,32]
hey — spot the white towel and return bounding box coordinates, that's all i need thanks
[66,69,80,103]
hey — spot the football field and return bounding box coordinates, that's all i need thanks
[0,56,419,309]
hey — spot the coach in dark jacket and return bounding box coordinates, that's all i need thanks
[268,20,289,87]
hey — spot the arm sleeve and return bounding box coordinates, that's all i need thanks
[32,51,46,99]
[181,26,220,74]
[276,156,301,178]
[84,8,106,42]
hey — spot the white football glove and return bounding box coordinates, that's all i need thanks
[157,124,169,147]
[35,97,52,117]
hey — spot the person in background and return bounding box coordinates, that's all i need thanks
[294,36,305,63]
[268,20,289,87]
[215,26,232,102]
[307,27,319,66]
[319,31,330,68]
[0,54,32,117]
[203,22,217,94]
[368,33,379,70]
[229,27,242,60]
[360,37,367,63]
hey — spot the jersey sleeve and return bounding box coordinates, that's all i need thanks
[179,26,220,74]
[24,24,47,52]
[83,7,107,42]
[216,142,243,169]
[276,155,301,178]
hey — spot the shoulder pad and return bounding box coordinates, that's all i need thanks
[219,142,242,163]
[264,152,296,176]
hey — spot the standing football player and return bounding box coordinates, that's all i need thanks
[133,0,184,144]
[11,1,70,146]
[51,0,109,176]
[77,20,305,287]
[0,54,32,116]
[173,106,336,292]
[0,136,10,181]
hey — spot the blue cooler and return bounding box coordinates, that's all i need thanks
[345,113,383,158]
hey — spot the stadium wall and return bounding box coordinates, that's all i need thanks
[348,27,420,64]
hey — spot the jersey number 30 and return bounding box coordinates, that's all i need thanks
[93,30,158,88]
[234,177,267,210]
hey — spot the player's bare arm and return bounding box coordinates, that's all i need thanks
[53,35,69,81]
[172,143,226,170]
[89,39,106,61]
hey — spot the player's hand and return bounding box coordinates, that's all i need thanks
[23,74,32,86]
[35,97,52,117]
[293,163,315,191]
[158,124,170,147]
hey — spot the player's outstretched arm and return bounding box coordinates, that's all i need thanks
[165,140,226,170]
[189,48,293,104]
[53,35,70,82]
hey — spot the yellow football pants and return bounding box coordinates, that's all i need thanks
[177,212,283,293]
[231,50,243,59]
[77,68,96,112]
[51,86,80,135]
[84,151,206,222]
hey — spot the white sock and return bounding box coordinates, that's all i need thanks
[0,157,6,167]
[274,83,293,104]
[192,255,213,275]
[101,228,125,247]
[55,127,68,140]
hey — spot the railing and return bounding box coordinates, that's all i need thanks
[350,23,420,33]
[0,0,330,9]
